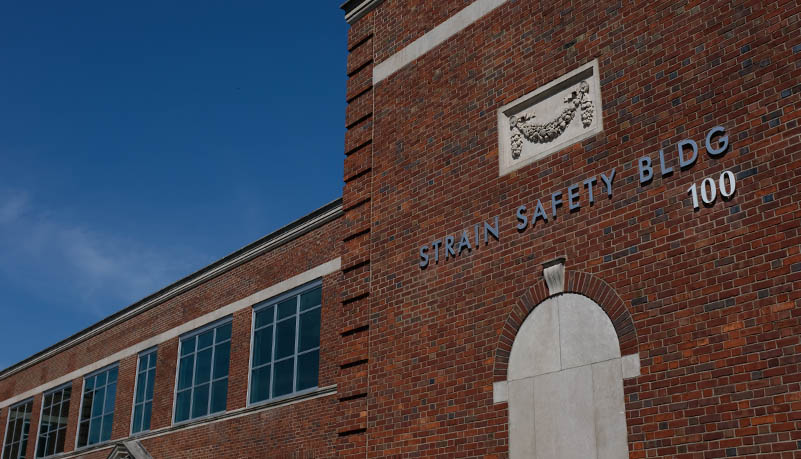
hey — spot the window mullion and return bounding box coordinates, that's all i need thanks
[270,305,277,399]
[207,331,217,415]
[188,340,198,420]
[138,368,146,432]
[293,295,301,392]
[98,380,106,437]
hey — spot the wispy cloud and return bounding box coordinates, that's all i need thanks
[0,189,208,317]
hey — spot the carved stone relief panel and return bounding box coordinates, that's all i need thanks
[497,59,603,176]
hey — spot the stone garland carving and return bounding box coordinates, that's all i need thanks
[509,80,595,159]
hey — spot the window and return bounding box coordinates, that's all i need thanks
[76,365,118,448]
[249,283,321,405]
[131,349,157,434]
[174,319,231,423]
[35,384,71,458]
[2,399,33,459]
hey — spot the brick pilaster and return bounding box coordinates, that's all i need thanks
[337,8,376,457]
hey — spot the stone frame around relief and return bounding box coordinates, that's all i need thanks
[497,59,603,176]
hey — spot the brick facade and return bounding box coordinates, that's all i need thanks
[0,211,343,458]
[1,0,800,457]
[361,0,801,457]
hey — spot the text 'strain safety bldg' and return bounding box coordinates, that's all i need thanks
[1,0,800,457]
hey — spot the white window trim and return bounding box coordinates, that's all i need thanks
[33,382,72,459]
[171,316,233,426]
[246,279,322,408]
[73,363,119,451]
[129,347,157,436]
[2,397,34,459]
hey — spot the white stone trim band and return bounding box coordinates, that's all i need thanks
[56,385,337,459]
[373,0,510,84]
[0,258,341,409]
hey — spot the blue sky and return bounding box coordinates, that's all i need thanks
[0,2,347,369]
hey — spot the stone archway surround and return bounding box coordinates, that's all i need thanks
[492,268,639,385]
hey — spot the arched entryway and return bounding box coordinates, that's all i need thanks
[506,293,629,458]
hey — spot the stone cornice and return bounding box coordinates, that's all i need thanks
[341,0,385,24]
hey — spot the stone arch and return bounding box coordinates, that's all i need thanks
[493,270,638,383]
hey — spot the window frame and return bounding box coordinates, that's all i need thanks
[33,382,72,459]
[246,280,322,407]
[2,398,34,459]
[74,363,119,450]
[129,347,157,435]
[171,316,233,425]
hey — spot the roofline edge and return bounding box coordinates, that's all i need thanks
[0,197,343,381]
[341,0,385,24]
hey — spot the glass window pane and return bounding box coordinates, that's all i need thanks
[296,350,319,391]
[104,382,117,413]
[213,341,230,380]
[275,318,296,360]
[81,392,94,420]
[95,371,107,388]
[191,384,210,419]
[55,427,66,454]
[145,368,156,400]
[132,405,143,434]
[91,388,105,418]
[272,359,294,397]
[142,402,152,432]
[300,287,322,311]
[299,308,321,352]
[100,414,113,442]
[51,391,62,406]
[197,330,214,349]
[138,356,148,372]
[38,405,50,434]
[255,306,274,329]
[194,348,213,385]
[277,298,296,319]
[177,356,194,390]
[210,379,227,414]
[88,418,101,447]
[45,431,56,456]
[83,377,94,392]
[148,352,157,370]
[250,365,271,404]
[215,323,231,343]
[36,435,46,458]
[135,373,147,403]
[59,396,70,419]
[252,326,273,367]
[9,414,20,442]
[181,336,196,356]
[108,367,118,383]
[174,391,190,423]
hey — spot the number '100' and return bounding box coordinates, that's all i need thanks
[688,171,735,210]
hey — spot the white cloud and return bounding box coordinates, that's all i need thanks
[0,189,208,317]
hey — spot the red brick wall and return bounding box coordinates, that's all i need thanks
[2,0,800,457]
[362,0,801,457]
[0,217,342,457]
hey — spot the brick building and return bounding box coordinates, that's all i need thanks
[1,0,800,457]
